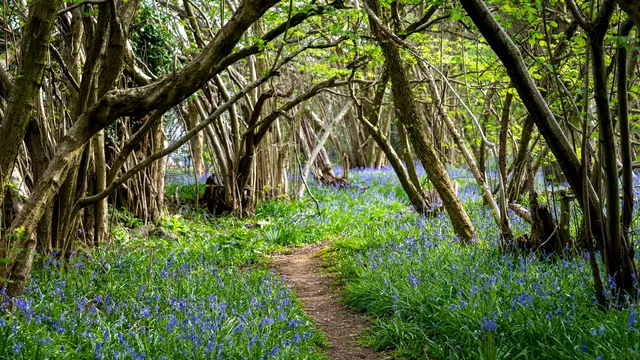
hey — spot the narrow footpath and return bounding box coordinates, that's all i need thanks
[272,243,386,360]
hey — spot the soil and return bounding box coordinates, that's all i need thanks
[272,243,388,360]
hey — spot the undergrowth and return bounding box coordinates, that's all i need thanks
[4,166,639,359]
[1,208,326,359]
[330,168,640,359]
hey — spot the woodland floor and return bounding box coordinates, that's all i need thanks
[272,243,387,360]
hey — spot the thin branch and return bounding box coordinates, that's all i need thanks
[57,0,109,16]
[292,123,322,217]
[74,41,309,209]
[565,0,589,29]
[218,1,347,70]
[49,45,80,91]
[106,110,164,184]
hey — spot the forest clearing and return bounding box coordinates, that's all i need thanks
[2,0,640,358]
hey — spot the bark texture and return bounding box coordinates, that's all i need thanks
[0,0,281,296]
[460,0,637,296]
[0,0,64,212]
[365,0,475,241]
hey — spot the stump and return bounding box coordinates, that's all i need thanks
[202,176,232,215]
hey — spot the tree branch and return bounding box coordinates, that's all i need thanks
[218,1,347,69]
[57,0,109,16]
[49,44,80,91]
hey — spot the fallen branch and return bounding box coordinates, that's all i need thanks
[509,203,532,224]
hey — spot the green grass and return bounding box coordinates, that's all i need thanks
[324,169,640,359]
[6,166,639,359]
[229,167,640,359]
[2,209,327,359]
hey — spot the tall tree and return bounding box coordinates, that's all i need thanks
[458,0,638,296]
[0,0,283,296]
[0,0,63,213]
[365,0,475,242]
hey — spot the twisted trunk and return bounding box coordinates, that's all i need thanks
[0,0,281,296]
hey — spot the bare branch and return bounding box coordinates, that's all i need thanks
[49,45,80,91]
[57,0,109,16]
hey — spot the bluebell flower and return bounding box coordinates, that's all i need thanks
[140,306,151,318]
[481,315,497,333]
[407,273,419,288]
[629,309,637,328]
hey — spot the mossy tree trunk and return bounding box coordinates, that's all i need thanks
[365,0,475,242]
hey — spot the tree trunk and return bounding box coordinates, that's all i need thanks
[374,110,391,168]
[347,111,366,168]
[364,69,389,167]
[508,115,534,202]
[366,0,475,241]
[577,0,634,295]
[618,19,634,242]
[93,130,108,244]
[397,122,428,202]
[356,106,432,213]
[0,0,281,296]
[0,0,63,216]
[186,101,206,178]
[460,0,637,295]
[149,122,167,221]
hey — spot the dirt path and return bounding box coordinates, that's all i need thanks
[272,243,386,360]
